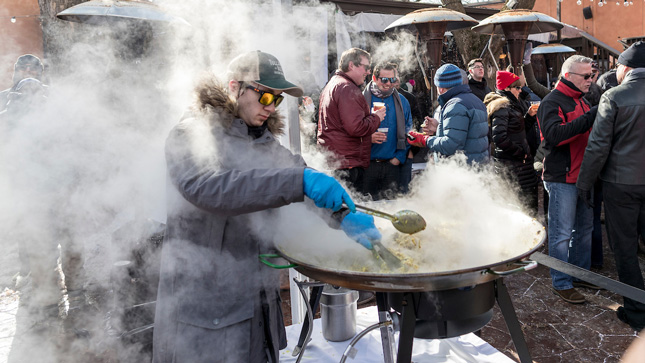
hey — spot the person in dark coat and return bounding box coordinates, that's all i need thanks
[467,58,492,102]
[395,78,422,129]
[577,41,645,332]
[0,54,45,112]
[597,68,619,93]
[484,71,539,215]
[1,77,50,294]
[394,76,423,193]
[585,61,602,107]
[153,51,382,363]
[520,43,551,100]
[584,61,604,270]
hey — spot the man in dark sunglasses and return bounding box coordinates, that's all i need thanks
[536,54,601,304]
[361,62,412,200]
[155,50,382,363]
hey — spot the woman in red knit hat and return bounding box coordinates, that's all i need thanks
[483,71,539,216]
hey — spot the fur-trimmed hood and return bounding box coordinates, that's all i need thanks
[192,76,285,136]
[483,92,510,116]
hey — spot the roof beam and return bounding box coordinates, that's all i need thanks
[319,0,496,19]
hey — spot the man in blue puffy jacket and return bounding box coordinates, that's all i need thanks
[407,63,490,164]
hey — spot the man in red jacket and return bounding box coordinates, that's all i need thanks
[317,48,386,193]
[537,55,599,304]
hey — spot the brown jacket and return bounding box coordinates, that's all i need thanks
[317,71,381,169]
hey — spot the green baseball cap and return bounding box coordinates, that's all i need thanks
[226,50,304,97]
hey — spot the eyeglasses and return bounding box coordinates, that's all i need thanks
[356,62,370,70]
[470,65,484,70]
[378,77,398,84]
[246,86,284,107]
[569,71,594,80]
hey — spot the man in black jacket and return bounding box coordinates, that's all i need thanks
[585,61,602,107]
[467,58,491,102]
[577,41,645,332]
[537,55,599,304]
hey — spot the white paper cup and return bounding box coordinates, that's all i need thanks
[377,127,388,134]
[373,102,385,111]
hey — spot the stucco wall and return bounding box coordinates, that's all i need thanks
[533,0,644,49]
[0,0,44,90]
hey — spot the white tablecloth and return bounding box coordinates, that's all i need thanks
[279,306,514,363]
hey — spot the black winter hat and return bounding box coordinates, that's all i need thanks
[618,41,645,68]
[15,54,43,71]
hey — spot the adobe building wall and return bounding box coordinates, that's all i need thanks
[533,0,643,50]
[0,0,44,90]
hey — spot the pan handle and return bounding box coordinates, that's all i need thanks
[258,254,298,269]
[485,260,537,276]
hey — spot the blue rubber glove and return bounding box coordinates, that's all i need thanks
[340,211,382,250]
[303,168,356,212]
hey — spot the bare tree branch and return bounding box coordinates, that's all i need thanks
[440,0,536,82]
[37,0,85,76]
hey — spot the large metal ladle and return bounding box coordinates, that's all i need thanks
[352,204,427,235]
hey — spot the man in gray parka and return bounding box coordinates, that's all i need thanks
[152,51,382,363]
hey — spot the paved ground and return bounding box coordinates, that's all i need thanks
[479,194,644,362]
[481,244,641,362]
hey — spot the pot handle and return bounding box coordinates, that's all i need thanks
[485,260,537,276]
[258,254,298,269]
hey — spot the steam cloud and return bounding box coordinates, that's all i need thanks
[0,1,542,362]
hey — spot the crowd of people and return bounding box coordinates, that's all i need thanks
[316,43,645,335]
[3,38,645,362]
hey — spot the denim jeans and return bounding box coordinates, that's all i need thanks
[544,181,594,290]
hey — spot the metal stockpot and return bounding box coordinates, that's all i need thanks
[320,286,359,342]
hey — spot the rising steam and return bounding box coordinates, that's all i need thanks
[0,1,540,362]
